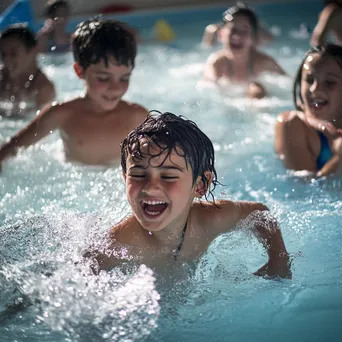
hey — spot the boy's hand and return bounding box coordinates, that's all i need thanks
[254,253,292,279]
[41,19,56,34]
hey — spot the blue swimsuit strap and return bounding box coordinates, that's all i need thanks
[316,130,333,170]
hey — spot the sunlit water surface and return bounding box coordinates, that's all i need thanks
[1,3,341,341]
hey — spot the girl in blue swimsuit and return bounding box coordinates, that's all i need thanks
[275,44,342,177]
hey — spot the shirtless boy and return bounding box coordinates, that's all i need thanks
[0,19,148,166]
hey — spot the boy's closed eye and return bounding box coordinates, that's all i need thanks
[325,79,338,86]
[161,175,179,180]
[121,76,130,83]
[128,174,179,180]
[97,76,110,82]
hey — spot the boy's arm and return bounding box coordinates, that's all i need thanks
[202,23,220,46]
[262,54,287,76]
[203,55,223,82]
[274,111,317,172]
[201,200,291,278]
[311,4,340,47]
[0,103,63,165]
[35,78,56,110]
[36,19,54,53]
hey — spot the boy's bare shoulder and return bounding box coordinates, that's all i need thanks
[194,199,268,217]
[120,100,149,123]
[37,97,83,124]
[192,200,269,236]
[35,72,56,106]
[36,71,54,90]
[207,50,227,63]
[121,100,148,114]
[254,50,286,74]
[109,215,143,245]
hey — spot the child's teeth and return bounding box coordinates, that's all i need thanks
[144,200,165,205]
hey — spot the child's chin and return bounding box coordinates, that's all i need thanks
[100,101,119,111]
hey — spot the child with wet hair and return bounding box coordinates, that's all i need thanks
[37,0,71,53]
[0,19,147,167]
[311,1,342,47]
[203,3,286,99]
[90,111,291,279]
[0,24,55,117]
[275,44,342,177]
[202,2,273,47]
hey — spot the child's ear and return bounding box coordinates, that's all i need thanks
[194,171,213,198]
[122,171,127,182]
[73,62,84,79]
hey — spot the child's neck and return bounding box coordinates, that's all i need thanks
[225,48,251,66]
[9,63,39,82]
[145,211,190,254]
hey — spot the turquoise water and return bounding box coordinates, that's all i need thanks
[1,1,342,341]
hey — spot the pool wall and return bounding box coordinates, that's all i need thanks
[1,0,322,32]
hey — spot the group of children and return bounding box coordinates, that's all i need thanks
[0,0,341,277]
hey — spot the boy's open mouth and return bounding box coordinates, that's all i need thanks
[141,200,168,217]
[230,40,244,50]
[309,98,328,110]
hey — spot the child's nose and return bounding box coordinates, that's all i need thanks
[142,177,161,194]
[108,80,122,92]
[309,80,323,93]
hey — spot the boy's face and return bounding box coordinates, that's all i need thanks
[301,53,342,123]
[220,14,255,53]
[49,6,69,30]
[124,141,202,232]
[0,38,36,77]
[77,57,132,111]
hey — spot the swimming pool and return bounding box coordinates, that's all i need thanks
[1,1,342,341]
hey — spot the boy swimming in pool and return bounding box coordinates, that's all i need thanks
[203,4,286,99]
[0,24,56,117]
[0,19,148,167]
[202,2,274,47]
[37,0,71,53]
[275,44,342,177]
[90,112,291,278]
[311,1,342,47]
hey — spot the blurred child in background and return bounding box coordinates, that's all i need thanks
[0,24,55,117]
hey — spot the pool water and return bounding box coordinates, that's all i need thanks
[1,1,342,341]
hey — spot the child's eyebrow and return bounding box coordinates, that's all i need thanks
[128,165,184,172]
[159,165,184,172]
[95,71,132,76]
[325,73,341,78]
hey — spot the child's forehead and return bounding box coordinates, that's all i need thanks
[303,53,342,74]
[127,139,187,168]
[89,57,133,71]
[0,37,26,50]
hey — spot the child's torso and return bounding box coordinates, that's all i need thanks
[0,69,42,117]
[59,101,143,165]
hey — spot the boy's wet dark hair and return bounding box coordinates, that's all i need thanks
[323,1,342,5]
[0,24,37,50]
[121,111,219,201]
[222,2,259,37]
[71,19,136,71]
[293,43,342,110]
[44,0,69,18]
